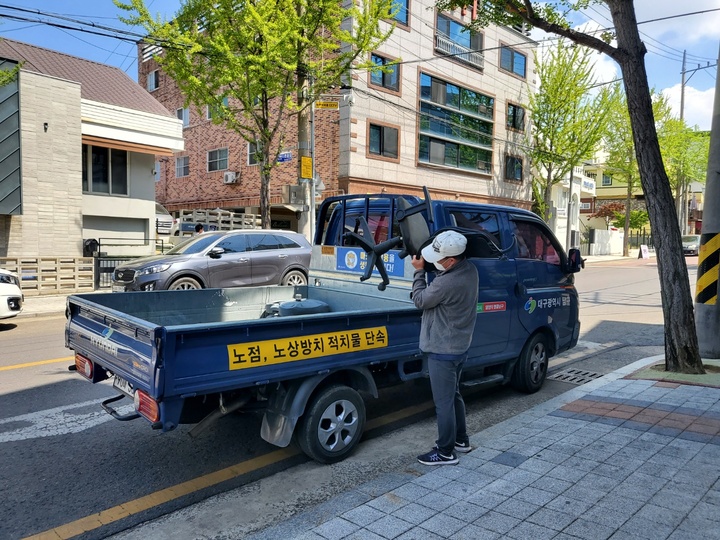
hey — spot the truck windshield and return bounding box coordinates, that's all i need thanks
[166,233,223,254]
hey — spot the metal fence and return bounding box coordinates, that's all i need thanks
[627,229,655,249]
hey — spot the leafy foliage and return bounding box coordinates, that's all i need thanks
[115,0,394,228]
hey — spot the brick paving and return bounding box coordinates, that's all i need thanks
[246,358,720,540]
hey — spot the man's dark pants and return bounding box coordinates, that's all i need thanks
[427,354,468,455]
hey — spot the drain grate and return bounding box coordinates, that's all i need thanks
[548,368,603,385]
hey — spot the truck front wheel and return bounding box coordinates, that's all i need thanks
[296,385,366,464]
[511,333,548,394]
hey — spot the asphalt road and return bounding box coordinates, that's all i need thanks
[0,256,687,539]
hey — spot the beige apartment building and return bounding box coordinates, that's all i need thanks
[144,1,538,232]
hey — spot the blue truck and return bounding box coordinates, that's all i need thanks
[66,192,583,463]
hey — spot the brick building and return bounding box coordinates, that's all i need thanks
[143,1,538,234]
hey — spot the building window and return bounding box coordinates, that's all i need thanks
[505,155,523,181]
[176,107,190,127]
[154,160,161,182]
[418,72,493,173]
[507,103,525,132]
[370,54,399,92]
[435,13,483,70]
[176,156,190,178]
[146,70,159,91]
[81,144,128,195]
[208,148,229,172]
[369,123,399,159]
[392,0,409,25]
[207,96,230,120]
[602,174,612,186]
[500,46,526,78]
[248,142,260,165]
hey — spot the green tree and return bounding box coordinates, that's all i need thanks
[589,201,625,229]
[527,41,616,225]
[611,209,649,230]
[116,0,394,229]
[436,0,703,373]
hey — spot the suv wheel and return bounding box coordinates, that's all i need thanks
[168,277,202,290]
[281,270,307,286]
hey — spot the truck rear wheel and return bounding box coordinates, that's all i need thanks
[511,333,548,394]
[296,385,366,464]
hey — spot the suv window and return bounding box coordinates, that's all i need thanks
[217,234,248,253]
[247,234,282,251]
[274,234,302,249]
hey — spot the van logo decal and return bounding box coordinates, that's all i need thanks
[477,302,506,313]
[524,297,537,314]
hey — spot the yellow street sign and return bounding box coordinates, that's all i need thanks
[315,101,339,110]
[301,156,313,179]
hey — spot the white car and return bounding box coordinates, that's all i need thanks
[0,268,23,319]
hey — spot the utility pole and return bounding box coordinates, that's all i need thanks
[695,43,720,359]
[679,50,687,234]
[565,166,574,252]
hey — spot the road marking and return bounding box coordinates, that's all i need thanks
[0,356,74,371]
[23,447,300,540]
[0,398,133,443]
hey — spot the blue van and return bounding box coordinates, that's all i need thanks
[314,192,583,393]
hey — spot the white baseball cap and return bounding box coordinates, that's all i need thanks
[421,230,467,263]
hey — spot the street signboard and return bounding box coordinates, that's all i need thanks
[301,156,313,179]
[315,101,339,110]
[277,151,292,163]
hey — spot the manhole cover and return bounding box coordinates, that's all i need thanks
[548,368,603,385]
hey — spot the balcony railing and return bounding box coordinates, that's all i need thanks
[435,34,484,70]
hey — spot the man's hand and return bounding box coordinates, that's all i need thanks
[411,255,425,271]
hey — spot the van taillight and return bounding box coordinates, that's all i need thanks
[134,390,160,422]
[75,354,93,379]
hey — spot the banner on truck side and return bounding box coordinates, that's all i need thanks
[227,326,388,369]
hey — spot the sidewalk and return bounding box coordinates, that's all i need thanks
[235,356,720,540]
[111,355,720,540]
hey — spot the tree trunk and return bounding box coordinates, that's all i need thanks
[609,1,704,373]
[623,178,631,257]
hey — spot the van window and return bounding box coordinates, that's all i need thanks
[450,211,500,245]
[513,221,561,265]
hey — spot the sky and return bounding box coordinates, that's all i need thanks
[0,1,718,130]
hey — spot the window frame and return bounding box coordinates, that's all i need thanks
[499,45,527,78]
[369,53,400,94]
[248,142,260,166]
[391,0,409,27]
[602,174,612,186]
[506,102,525,132]
[146,70,159,91]
[504,154,523,182]
[176,107,190,128]
[207,148,229,172]
[175,155,190,178]
[367,121,400,162]
[207,96,230,120]
[81,144,129,196]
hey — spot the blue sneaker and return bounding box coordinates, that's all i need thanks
[454,440,473,453]
[417,448,458,465]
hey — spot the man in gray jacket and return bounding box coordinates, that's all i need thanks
[411,230,479,465]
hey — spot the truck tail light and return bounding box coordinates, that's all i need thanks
[134,390,160,423]
[75,354,93,379]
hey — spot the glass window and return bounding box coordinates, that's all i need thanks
[176,107,190,127]
[146,70,159,91]
[274,235,302,249]
[602,174,612,186]
[392,0,408,25]
[176,156,190,177]
[505,155,523,181]
[247,233,281,251]
[216,234,248,253]
[507,103,525,131]
[370,54,399,91]
[369,124,399,159]
[207,96,229,120]
[450,211,500,245]
[82,144,128,195]
[419,135,492,174]
[436,14,482,51]
[500,46,526,78]
[208,148,229,172]
[248,142,259,165]
[513,221,561,265]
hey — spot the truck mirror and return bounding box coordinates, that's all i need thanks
[567,248,585,273]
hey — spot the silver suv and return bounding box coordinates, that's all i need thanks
[112,230,311,291]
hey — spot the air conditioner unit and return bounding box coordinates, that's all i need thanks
[223,171,237,184]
